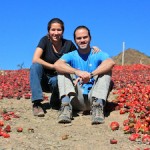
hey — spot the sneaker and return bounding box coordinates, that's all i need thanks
[33,102,45,117]
[91,101,105,125]
[58,103,72,123]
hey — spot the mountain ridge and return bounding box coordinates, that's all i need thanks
[112,48,150,65]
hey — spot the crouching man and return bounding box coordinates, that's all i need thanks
[54,25,115,124]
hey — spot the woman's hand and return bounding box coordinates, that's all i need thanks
[92,46,101,54]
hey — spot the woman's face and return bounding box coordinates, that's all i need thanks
[48,23,63,43]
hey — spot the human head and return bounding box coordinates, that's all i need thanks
[73,25,91,41]
[47,18,64,42]
[47,18,64,33]
[73,26,91,51]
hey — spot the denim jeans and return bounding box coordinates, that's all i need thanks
[30,63,59,103]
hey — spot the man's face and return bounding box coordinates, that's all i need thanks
[75,28,90,50]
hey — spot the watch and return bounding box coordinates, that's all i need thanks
[90,73,94,78]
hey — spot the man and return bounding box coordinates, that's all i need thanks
[54,26,115,124]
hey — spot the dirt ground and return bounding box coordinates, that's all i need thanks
[0,92,149,150]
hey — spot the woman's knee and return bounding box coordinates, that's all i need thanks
[49,76,58,88]
[30,63,43,71]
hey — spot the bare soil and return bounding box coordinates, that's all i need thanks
[0,92,149,150]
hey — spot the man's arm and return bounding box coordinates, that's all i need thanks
[54,59,91,83]
[54,59,77,74]
[91,58,115,77]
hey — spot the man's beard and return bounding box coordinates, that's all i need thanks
[79,44,88,50]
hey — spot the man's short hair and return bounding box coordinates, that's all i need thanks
[73,25,91,40]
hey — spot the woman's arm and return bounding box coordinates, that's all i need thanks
[32,47,54,70]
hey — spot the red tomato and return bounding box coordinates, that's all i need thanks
[110,122,119,131]
[0,120,4,126]
[17,127,23,132]
[2,132,10,138]
[110,138,117,144]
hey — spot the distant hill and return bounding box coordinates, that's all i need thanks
[113,48,150,65]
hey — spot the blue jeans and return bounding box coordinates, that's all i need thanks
[30,63,59,103]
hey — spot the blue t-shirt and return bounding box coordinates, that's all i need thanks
[61,50,110,94]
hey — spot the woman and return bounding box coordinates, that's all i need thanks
[30,18,99,117]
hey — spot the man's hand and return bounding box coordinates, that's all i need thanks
[74,70,91,85]
[73,77,83,86]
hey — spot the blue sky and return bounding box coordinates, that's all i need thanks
[0,0,150,70]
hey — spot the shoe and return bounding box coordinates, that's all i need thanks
[91,101,105,125]
[58,103,72,123]
[32,102,45,117]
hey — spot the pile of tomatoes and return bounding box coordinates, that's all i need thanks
[110,64,150,146]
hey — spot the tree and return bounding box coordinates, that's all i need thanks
[17,62,24,70]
